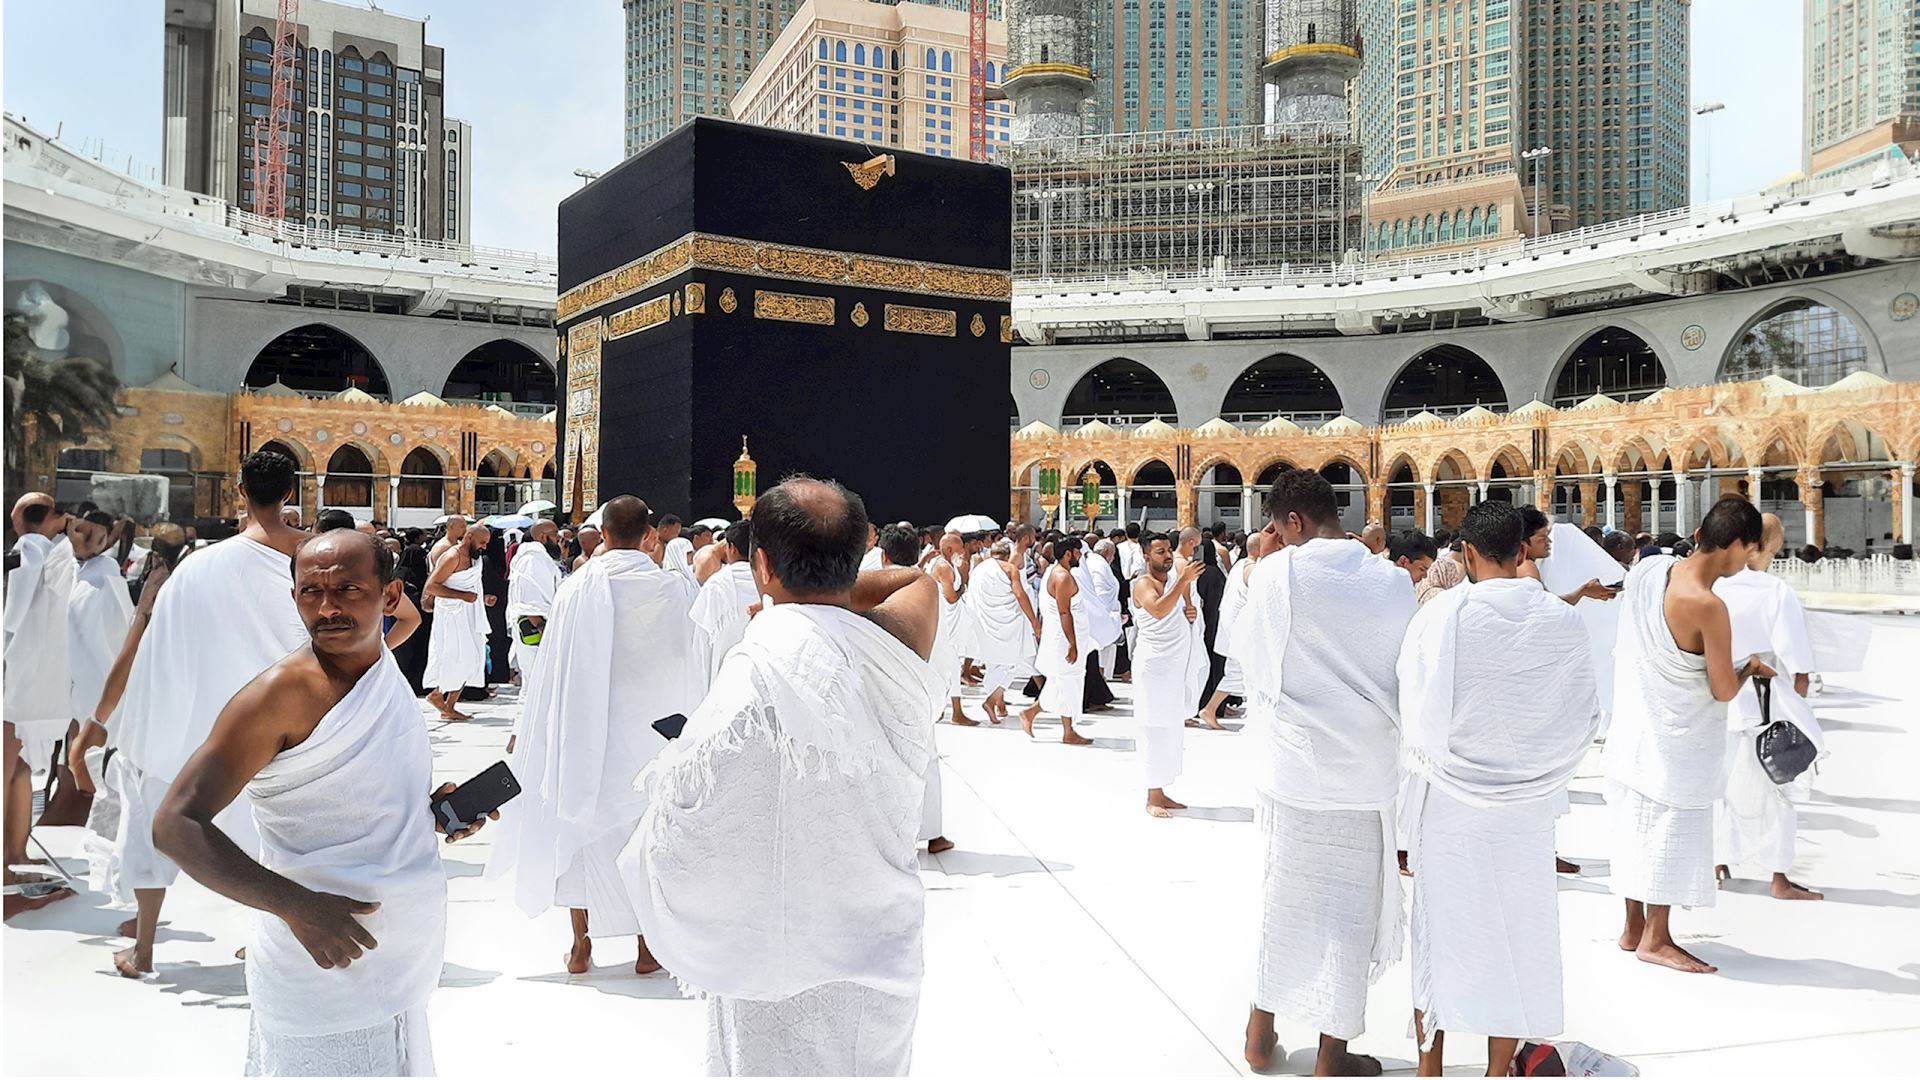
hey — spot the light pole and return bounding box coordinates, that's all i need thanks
[1522,146,1552,238]
[573,167,603,187]
[1694,101,1725,201]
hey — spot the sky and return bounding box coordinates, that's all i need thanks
[3,0,1804,255]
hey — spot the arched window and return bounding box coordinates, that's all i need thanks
[1468,206,1482,236]
[941,50,953,73]
[1423,214,1435,244]
[891,49,898,69]
[1439,211,1452,242]
[1040,44,1049,62]
[1377,221,1388,247]
[1486,204,1499,233]
[871,46,882,69]
[854,43,865,65]
[818,39,828,59]
[398,448,445,509]
[322,445,374,508]
[835,40,847,62]
[926,47,937,69]
[1392,219,1405,247]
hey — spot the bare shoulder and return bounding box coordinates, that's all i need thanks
[221,646,335,741]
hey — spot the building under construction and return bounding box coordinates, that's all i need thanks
[1002,0,1363,284]
[1005,122,1362,283]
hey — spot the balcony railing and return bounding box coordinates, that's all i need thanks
[227,208,557,276]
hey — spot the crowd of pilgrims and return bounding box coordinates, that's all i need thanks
[1,447,1838,1077]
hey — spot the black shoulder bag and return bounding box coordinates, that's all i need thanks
[1752,674,1817,785]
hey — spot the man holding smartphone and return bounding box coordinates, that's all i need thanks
[154,530,490,1075]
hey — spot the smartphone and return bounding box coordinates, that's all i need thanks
[431,761,521,833]
[652,713,689,741]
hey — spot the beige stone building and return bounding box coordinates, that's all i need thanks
[730,0,1013,159]
[24,374,556,530]
[1008,374,1917,550]
[1804,0,1920,177]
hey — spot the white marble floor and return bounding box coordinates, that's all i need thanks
[6,614,1918,1076]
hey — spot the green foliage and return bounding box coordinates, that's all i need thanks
[4,313,123,491]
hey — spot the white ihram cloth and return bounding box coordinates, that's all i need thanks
[505,542,562,676]
[1226,536,1415,1038]
[622,603,941,1077]
[5,533,75,763]
[1214,558,1256,695]
[1601,555,1723,907]
[967,559,1036,692]
[927,558,967,697]
[1131,580,1206,787]
[690,561,759,695]
[859,545,884,573]
[1396,578,1599,1048]
[111,536,305,898]
[1035,570,1089,718]
[243,649,444,1076]
[1536,521,1626,723]
[69,553,134,723]
[1713,568,1819,875]
[1076,554,1123,651]
[423,559,487,693]
[665,536,698,583]
[487,550,698,937]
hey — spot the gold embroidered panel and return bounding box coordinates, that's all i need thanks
[755,291,836,326]
[606,294,674,339]
[563,318,604,513]
[558,231,1011,320]
[884,304,956,337]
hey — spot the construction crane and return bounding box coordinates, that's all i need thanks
[251,0,301,220]
[967,0,987,161]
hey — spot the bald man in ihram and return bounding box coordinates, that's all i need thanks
[623,477,941,1076]
[488,496,699,976]
[155,531,489,1075]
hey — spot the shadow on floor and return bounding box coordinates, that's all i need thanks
[1566,789,1607,806]
[439,961,501,989]
[1816,719,1905,735]
[1813,792,1920,815]
[133,960,251,1009]
[1698,944,1920,996]
[1178,805,1254,823]
[927,851,1073,878]
[441,859,487,879]
[1796,811,1880,839]
[519,969,690,1000]
[1719,878,1920,909]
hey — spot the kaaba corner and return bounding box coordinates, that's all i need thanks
[554,117,1012,526]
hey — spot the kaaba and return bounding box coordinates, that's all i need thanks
[554,118,1012,526]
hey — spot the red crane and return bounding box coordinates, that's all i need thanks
[251,0,301,220]
[967,0,987,161]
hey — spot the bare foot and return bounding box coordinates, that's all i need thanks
[1556,856,1581,874]
[1202,717,1226,731]
[4,886,74,920]
[1771,876,1824,901]
[1147,804,1174,818]
[112,947,152,978]
[1636,941,1717,974]
[634,936,662,975]
[928,836,955,854]
[950,714,980,727]
[1619,923,1643,952]
[1084,702,1113,713]
[118,917,139,938]
[1020,705,1039,738]
[1244,1030,1283,1074]
[234,947,246,960]
[564,937,592,975]
[1062,729,1092,746]
[1184,717,1201,728]
[1324,1051,1384,1076]
[1715,864,1731,885]
[1397,850,1412,877]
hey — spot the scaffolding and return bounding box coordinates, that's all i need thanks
[1007,122,1363,285]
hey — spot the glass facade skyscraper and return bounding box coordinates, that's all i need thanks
[1357,0,1688,252]
[1804,0,1920,176]
[1087,0,1259,133]
[625,0,804,156]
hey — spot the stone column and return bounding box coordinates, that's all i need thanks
[1578,480,1599,527]
[1897,463,1915,544]
[1421,482,1436,533]
[377,475,396,523]
[1797,470,1824,548]
[1747,467,1764,505]
[1117,485,1131,525]
[309,473,325,523]
[1603,473,1618,530]
[1674,470,1691,530]
[1242,483,1257,529]
[1476,480,1490,503]
[1622,480,1642,534]
[1175,481,1196,529]
[1702,473,1720,507]
[459,471,478,517]
[1534,470,1554,512]
[1365,481,1387,525]
[1648,477,1661,535]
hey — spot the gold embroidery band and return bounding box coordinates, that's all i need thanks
[755,291,836,326]
[558,232,1011,321]
[605,294,674,339]
[563,317,605,513]
[884,304,956,337]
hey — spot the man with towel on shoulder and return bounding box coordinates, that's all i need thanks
[623,476,941,1076]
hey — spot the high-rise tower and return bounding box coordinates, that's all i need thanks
[1262,0,1357,127]
[1003,0,1095,140]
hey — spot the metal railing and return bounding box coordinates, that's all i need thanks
[226,208,557,276]
[444,397,555,418]
[1219,410,1339,429]
[1058,413,1179,429]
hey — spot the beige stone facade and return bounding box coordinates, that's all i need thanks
[23,384,555,527]
[1010,376,1920,547]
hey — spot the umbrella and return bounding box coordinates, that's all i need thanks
[692,516,732,530]
[431,514,465,526]
[518,499,557,516]
[583,504,605,528]
[945,514,999,534]
[483,513,536,530]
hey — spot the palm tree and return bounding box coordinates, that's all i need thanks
[4,313,123,495]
